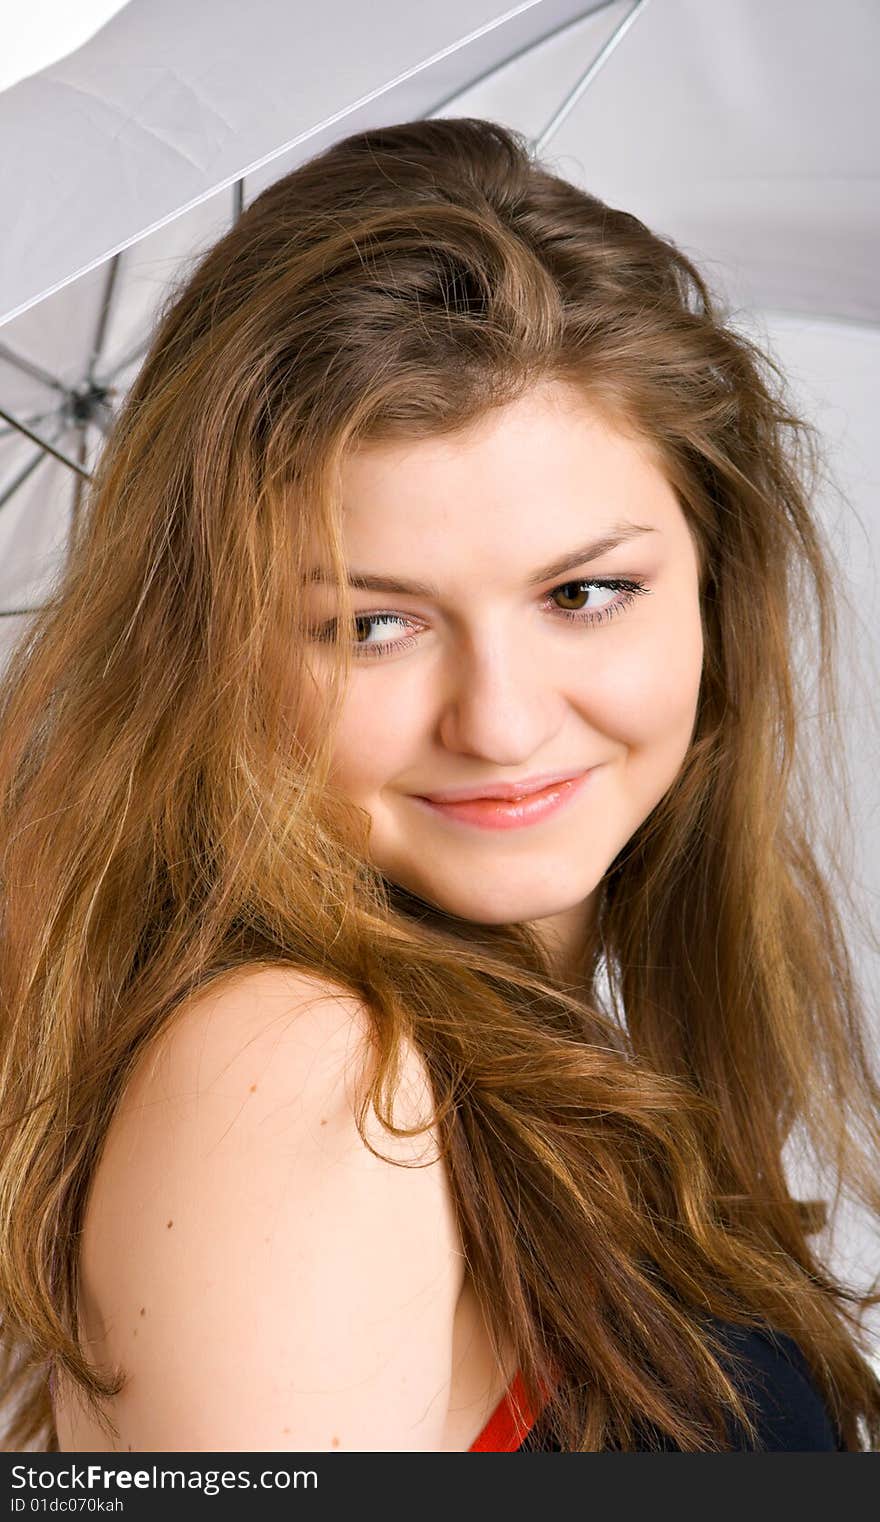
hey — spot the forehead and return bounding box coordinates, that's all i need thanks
[335,383,682,577]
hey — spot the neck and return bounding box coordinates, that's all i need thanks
[527,894,598,985]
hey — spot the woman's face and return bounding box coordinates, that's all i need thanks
[301,380,704,971]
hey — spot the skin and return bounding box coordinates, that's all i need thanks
[301,379,705,978]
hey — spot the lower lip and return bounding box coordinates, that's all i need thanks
[413,770,597,831]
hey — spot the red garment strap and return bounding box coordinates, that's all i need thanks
[469,1368,555,1452]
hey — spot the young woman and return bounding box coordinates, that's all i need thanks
[1,117,879,1453]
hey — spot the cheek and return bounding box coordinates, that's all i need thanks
[326,675,425,795]
[584,603,704,747]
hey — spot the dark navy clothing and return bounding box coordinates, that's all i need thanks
[633,1320,845,1451]
[509,1319,845,1452]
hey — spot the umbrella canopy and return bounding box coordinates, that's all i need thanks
[2,0,877,331]
[0,0,878,1349]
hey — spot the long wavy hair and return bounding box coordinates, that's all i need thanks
[2,116,879,1452]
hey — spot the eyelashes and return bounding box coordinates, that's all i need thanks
[310,576,652,660]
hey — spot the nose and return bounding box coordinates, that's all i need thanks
[435,628,566,762]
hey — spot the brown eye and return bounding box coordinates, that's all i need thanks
[545,577,652,628]
[553,582,591,611]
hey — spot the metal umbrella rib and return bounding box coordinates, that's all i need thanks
[0,420,69,512]
[530,0,651,153]
[0,406,90,480]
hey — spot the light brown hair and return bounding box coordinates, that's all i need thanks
[2,117,879,1450]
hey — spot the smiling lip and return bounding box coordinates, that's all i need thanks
[418,768,592,803]
[413,769,597,831]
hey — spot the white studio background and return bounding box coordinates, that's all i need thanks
[0,0,130,95]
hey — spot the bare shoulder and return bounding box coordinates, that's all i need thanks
[108,961,443,1169]
[65,963,464,1452]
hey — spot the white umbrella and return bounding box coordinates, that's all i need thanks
[1,0,876,628]
[0,0,878,1351]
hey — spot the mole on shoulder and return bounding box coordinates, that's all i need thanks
[166,1219,173,1228]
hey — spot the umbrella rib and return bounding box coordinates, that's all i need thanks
[68,424,92,552]
[0,405,91,480]
[0,408,58,438]
[87,253,122,383]
[0,425,66,513]
[531,0,654,154]
[0,341,67,395]
[424,0,621,119]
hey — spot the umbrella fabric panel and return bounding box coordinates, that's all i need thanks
[0,0,597,328]
[434,0,880,322]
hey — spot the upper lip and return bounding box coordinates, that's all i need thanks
[417,767,593,803]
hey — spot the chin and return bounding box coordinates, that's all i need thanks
[397,880,583,927]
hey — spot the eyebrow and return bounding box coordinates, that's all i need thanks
[304,519,657,598]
